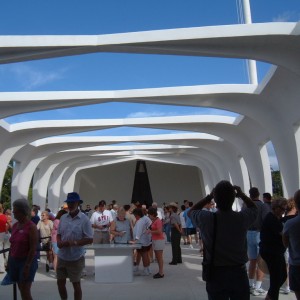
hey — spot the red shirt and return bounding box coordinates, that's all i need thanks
[0,214,7,233]
[151,217,164,240]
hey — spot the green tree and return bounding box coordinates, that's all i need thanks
[1,161,13,209]
[272,169,283,197]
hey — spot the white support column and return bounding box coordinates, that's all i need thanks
[239,156,251,193]
[259,144,273,193]
[242,0,258,85]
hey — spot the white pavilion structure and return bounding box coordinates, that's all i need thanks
[1,20,300,211]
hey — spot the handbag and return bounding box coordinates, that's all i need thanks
[37,233,51,251]
[202,213,217,281]
[40,241,51,252]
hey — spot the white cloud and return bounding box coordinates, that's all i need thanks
[273,11,299,22]
[266,141,279,171]
[5,64,67,90]
[269,155,279,171]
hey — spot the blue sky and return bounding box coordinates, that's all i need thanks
[1,0,299,122]
[0,0,299,168]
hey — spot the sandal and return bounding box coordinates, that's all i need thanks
[153,273,164,279]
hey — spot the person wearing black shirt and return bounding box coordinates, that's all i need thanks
[259,198,288,300]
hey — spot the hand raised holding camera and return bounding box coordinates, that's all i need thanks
[233,185,243,198]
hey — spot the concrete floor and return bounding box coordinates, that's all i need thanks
[0,243,296,300]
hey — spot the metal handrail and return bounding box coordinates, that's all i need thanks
[0,237,50,300]
[0,247,17,300]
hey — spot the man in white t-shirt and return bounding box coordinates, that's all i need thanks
[152,202,165,221]
[110,204,118,221]
[90,200,113,244]
[179,204,187,245]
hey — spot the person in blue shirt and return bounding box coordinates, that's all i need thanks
[183,201,197,248]
[57,192,93,300]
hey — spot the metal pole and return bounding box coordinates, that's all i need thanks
[13,283,17,300]
[242,0,258,84]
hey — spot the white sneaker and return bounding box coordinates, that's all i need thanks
[133,266,139,272]
[252,288,267,296]
[141,269,151,276]
[280,287,290,294]
[189,244,194,249]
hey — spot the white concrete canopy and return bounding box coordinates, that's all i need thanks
[1,21,300,209]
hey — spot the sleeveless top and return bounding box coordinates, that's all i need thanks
[10,220,36,258]
[37,220,53,244]
[114,218,131,244]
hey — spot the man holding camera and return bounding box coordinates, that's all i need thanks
[188,181,257,300]
[90,200,113,244]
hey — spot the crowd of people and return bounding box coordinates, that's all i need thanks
[189,182,300,300]
[0,184,299,300]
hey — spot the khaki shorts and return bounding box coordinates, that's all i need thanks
[93,231,110,244]
[57,256,85,282]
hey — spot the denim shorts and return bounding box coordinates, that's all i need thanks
[8,256,38,283]
[52,242,59,255]
[247,230,260,260]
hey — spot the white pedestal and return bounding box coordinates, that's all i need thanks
[86,244,141,283]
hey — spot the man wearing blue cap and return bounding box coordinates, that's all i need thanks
[56,192,93,300]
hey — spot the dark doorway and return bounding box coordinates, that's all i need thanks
[131,160,153,208]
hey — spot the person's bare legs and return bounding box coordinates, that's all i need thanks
[53,253,58,271]
[148,245,154,262]
[18,282,33,300]
[199,238,204,255]
[248,259,265,290]
[194,233,199,244]
[57,278,68,300]
[141,250,150,268]
[154,250,164,275]
[135,251,141,266]
[248,259,257,282]
[181,229,187,244]
[72,281,82,300]
[47,250,54,264]
[256,267,264,281]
